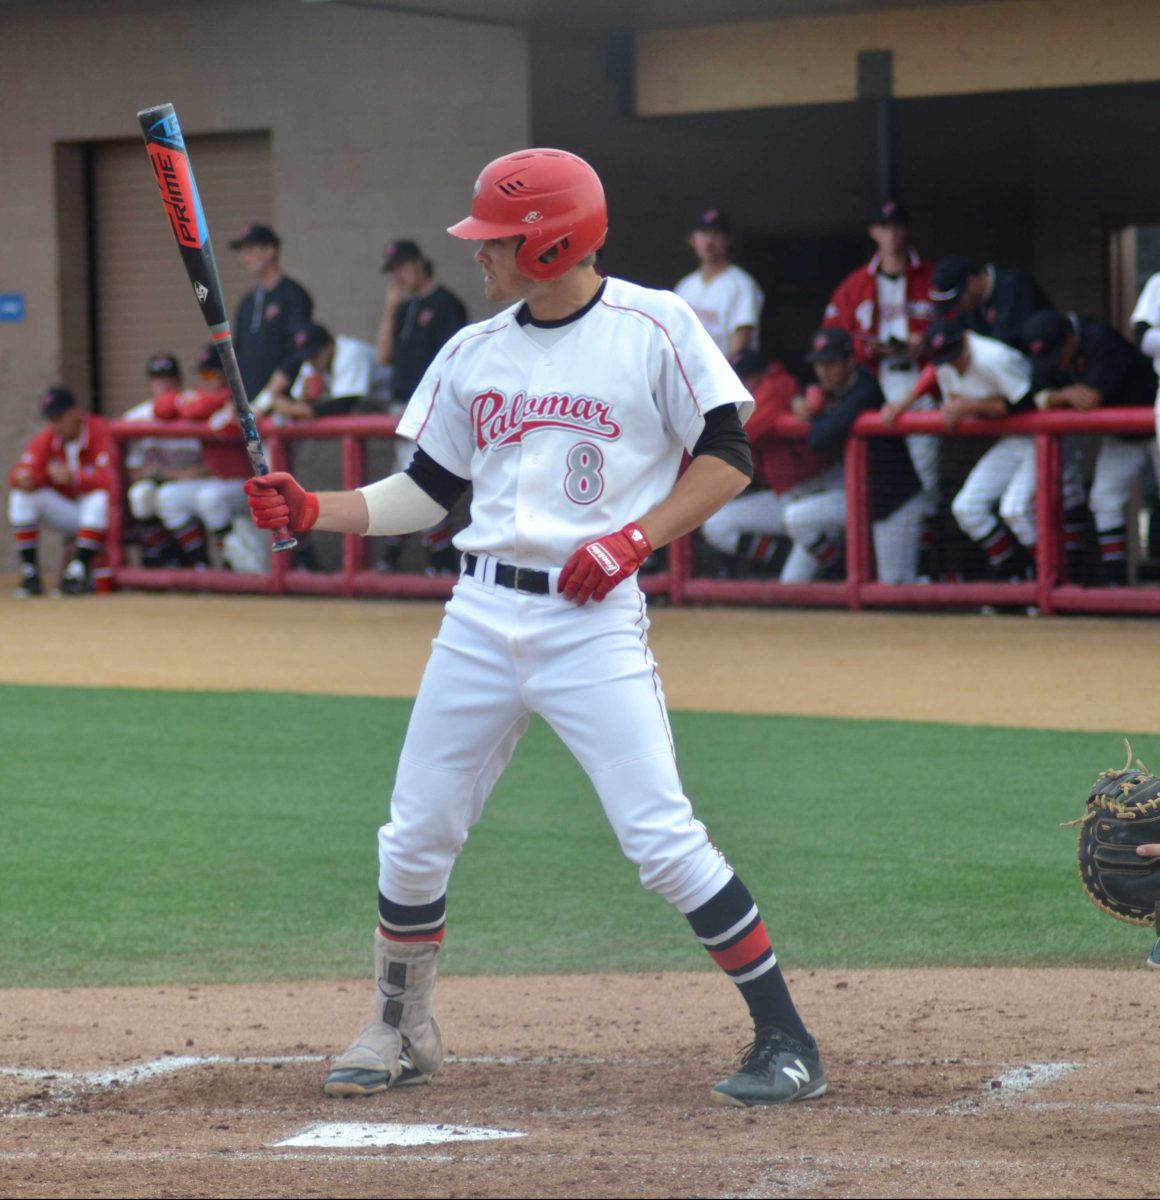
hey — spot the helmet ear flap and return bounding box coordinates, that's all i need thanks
[448,149,607,281]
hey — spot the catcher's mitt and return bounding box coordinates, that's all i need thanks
[1070,743,1160,927]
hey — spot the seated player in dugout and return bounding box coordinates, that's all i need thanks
[245,146,828,1108]
[151,345,269,574]
[8,386,110,597]
[122,353,208,569]
[1021,309,1159,587]
[772,328,924,585]
[699,348,840,579]
[255,322,389,421]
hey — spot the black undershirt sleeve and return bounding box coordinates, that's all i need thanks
[405,447,471,510]
[692,404,754,479]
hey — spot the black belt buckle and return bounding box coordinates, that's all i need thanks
[513,566,540,594]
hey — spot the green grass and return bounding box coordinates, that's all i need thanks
[0,683,1153,987]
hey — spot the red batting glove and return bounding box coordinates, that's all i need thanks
[243,472,319,532]
[559,522,653,606]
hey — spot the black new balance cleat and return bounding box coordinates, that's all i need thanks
[712,1026,828,1107]
[13,568,43,598]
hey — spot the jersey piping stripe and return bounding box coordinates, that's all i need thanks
[696,904,760,947]
[599,298,701,421]
[409,320,508,447]
[632,588,675,762]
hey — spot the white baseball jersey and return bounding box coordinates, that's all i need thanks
[673,264,763,355]
[122,399,203,474]
[291,334,390,403]
[935,330,1031,407]
[1130,273,1160,374]
[396,277,754,569]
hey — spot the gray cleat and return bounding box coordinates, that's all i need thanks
[712,1026,828,1107]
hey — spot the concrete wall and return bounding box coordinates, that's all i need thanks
[0,0,528,460]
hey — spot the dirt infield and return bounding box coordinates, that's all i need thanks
[3,588,1160,1198]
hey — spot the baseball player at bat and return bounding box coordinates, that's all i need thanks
[246,148,826,1107]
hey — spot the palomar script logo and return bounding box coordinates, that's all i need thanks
[471,388,621,450]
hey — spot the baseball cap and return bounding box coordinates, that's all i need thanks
[804,328,854,364]
[195,343,224,375]
[228,223,280,249]
[923,321,966,365]
[730,348,767,379]
[146,352,180,378]
[871,199,910,227]
[692,207,732,235]
[39,386,77,420]
[293,322,333,359]
[929,255,978,303]
[381,239,424,272]
[1019,309,1072,365]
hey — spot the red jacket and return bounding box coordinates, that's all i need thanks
[744,364,838,493]
[823,249,936,373]
[154,386,251,479]
[8,414,111,496]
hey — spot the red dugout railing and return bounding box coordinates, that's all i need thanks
[106,409,1160,614]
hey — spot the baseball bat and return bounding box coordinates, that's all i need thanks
[136,102,296,552]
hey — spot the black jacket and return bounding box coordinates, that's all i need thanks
[807,366,922,520]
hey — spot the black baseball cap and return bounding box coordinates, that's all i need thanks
[228,223,280,249]
[929,255,978,303]
[381,239,424,272]
[871,199,910,227]
[146,352,180,378]
[293,322,333,358]
[692,207,732,235]
[1019,310,1072,365]
[195,343,224,374]
[730,348,767,379]
[924,321,966,365]
[39,386,77,420]
[804,328,854,364]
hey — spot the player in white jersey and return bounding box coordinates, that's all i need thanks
[1132,272,1160,447]
[924,323,1041,578]
[245,149,825,1108]
[674,208,764,358]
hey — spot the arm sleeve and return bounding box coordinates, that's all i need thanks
[691,404,753,479]
[1141,327,1160,359]
[405,446,470,509]
[358,471,453,537]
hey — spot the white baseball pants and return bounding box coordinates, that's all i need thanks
[377,561,734,915]
[951,436,1036,548]
[881,365,940,514]
[1089,436,1160,533]
[780,476,925,584]
[8,487,108,533]
[157,478,238,530]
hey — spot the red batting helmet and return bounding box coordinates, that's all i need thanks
[447,149,607,281]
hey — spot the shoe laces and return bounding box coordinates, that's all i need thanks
[738,1026,810,1075]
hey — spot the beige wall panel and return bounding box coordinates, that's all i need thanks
[0,0,528,539]
[93,134,270,416]
[637,0,1160,115]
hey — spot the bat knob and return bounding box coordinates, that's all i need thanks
[272,535,298,553]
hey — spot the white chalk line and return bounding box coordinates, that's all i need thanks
[3,1051,1148,1133]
